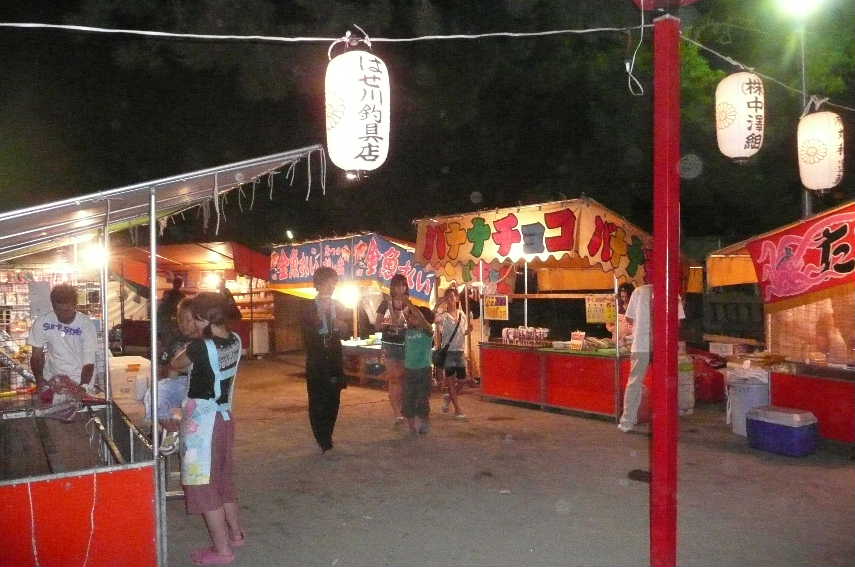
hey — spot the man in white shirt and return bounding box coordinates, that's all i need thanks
[618,280,684,432]
[28,284,98,393]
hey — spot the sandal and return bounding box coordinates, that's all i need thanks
[191,547,235,565]
[229,531,246,548]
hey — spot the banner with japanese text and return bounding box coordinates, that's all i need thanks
[414,199,651,288]
[746,203,855,303]
[269,233,433,303]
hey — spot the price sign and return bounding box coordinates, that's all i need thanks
[585,295,616,324]
[484,294,509,321]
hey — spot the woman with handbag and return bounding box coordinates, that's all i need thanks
[375,274,409,425]
[435,287,469,419]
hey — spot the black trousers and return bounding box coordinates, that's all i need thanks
[307,375,342,450]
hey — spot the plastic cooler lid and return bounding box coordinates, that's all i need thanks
[746,405,817,426]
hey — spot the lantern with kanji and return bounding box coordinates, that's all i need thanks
[715,72,765,161]
[325,50,390,173]
[798,111,844,191]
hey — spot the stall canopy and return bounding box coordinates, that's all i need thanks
[269,232,434,305]
[112,241,270,287]
[0,145,324,263]
[414,198,653,291]
[706,201,855,301]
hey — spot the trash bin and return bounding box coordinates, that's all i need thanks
[726,378,769,436]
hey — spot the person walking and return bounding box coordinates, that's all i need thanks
[169,292,245,565]
[300,267,348,453]
[435,287,469,419]
[401,305,435,435]
[376,274,409,424]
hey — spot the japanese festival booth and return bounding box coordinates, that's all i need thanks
[0,145,324,566]
[269,233,434,384]
[415,198,653,420]
[706,201,855,444]
[112,241,273,357]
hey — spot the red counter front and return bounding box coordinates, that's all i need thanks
[771,372,855,443]
[481,343,639,418]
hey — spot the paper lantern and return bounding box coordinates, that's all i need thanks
[715,72,765,161]
[325,50,390,172]
[798,111,844,191]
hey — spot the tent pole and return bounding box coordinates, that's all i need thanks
[148,188,164,566]
[100,200,112,404]
[523,262,529,327]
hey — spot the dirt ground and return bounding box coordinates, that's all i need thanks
[165,357,855,567]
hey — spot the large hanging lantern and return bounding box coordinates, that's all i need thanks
[715,72,765,161]
[798,111,844,191]
[325,49,390,173]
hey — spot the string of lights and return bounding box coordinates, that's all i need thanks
[0,20,852,113]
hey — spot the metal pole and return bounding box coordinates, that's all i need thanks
[148,187,164,566]
[100,201,112,403]
[651,13,680,567]
[523,261,529,327]
[799,25,813,219]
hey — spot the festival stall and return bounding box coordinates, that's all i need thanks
[0,145,324,566]
[269,232,434,383]
[112,241,273,357]
[415,198,653,419]
[706,201,855,443]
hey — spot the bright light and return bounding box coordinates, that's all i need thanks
[345,171,359,181]
[333,284,360,309]
[286,229,294,240]
[81,244,108,268]
[777,0,822,17]
[202,273,222,290]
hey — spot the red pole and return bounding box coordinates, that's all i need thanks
[651,13,681,567]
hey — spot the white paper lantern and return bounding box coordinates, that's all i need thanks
[325,50,390,172]
[715,72,765,161]
[798,111,844,191]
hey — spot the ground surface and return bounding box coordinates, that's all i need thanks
[165,357,854,567]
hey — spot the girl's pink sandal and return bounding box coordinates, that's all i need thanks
[229,531,246,548]
[191,547,235,565]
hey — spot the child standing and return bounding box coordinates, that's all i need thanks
[435,287,469,419]
[170,293,245,565]
[402,304,435,434]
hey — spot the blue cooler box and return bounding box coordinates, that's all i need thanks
[746,405,817,457]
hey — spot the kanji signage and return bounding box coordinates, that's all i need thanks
[270,234,432,303]
[325,50,390,172]
[414,199,652,287]
[716,72,765,161]
[483,294,509,321]
[746,203,855,303]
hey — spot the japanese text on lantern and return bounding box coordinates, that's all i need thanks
[355,55,386,163]
[742,77,764,151]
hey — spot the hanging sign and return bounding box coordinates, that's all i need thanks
[269,234,432,303]
[745,203,855,303]
[415,199,652,286]
[483,294,509,321]
[325,50,390,172]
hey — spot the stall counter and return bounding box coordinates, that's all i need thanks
[480,342,646,419]
[341,342,384,385]
[770,366,855,444]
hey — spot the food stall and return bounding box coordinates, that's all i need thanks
[270,232,434,383]
[0,145,324,566]
[415,198,652,419]
[112,241,274,357]
[706,201,855,443]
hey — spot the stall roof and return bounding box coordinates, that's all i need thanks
[705,200,855,288]
[0,145,324,263]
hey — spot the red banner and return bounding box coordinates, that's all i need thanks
[746,203,855,303]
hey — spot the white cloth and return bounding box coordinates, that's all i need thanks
[27,311,97,384]
[438,311,467,352]
[624,284,684,353]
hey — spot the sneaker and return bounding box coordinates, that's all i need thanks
[418,421,431,435]
[394,416,406,426]
[441,394,451,413]
[160,431,179,455]
[454,413,467,420]
[617,422,634,433]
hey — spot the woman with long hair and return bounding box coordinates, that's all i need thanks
[376,274,410,424]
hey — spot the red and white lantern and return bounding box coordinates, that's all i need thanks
[715,72,765,161]
[798,111,845,191]
[325,50,390,173]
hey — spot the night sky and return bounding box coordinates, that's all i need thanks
[0,1,853,254]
